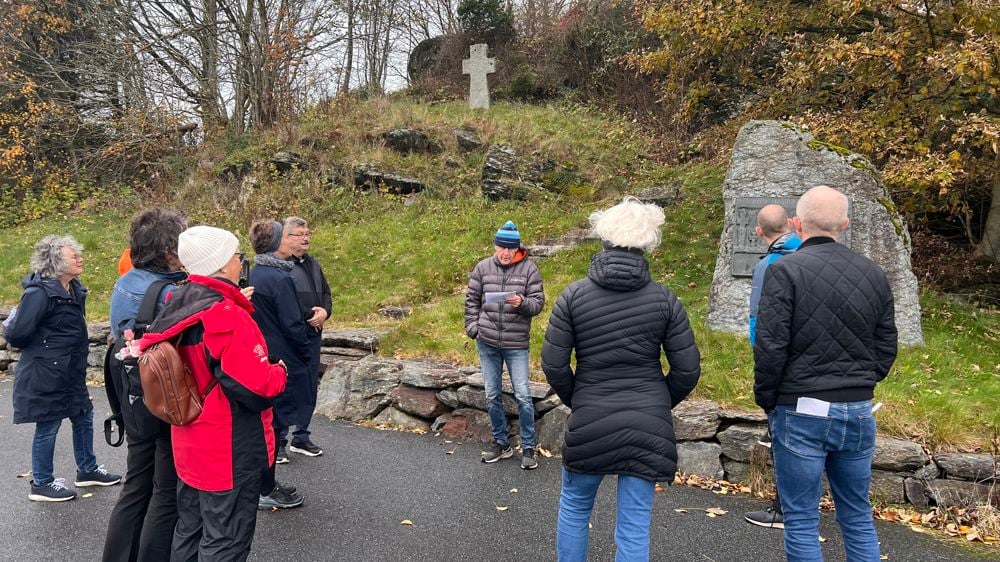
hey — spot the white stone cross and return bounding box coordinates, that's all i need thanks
[462,44,495,110]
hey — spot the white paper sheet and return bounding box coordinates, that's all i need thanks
[796,397,831,417]
[484,291,515,304]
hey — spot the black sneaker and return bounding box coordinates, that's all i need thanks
[258,483,304,510]
[29,479,77,502]
[744,507,784,529]
[75,465,122,487]
[481,441,513,463]
[521,448,539,470]
[289,440,323,457]
[275,444,289,464]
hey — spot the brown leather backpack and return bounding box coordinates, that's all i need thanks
[139,336,217,426]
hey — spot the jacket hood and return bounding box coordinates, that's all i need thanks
[139,275,250,349]
[492,247,528,267]
[587,249,651,292]
[768,232,801,255]
[21,273,86,298]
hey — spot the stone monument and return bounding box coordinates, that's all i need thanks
[706,120,924,346]
[462,44,495,110]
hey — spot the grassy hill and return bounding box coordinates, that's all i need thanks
[1,97,997,451]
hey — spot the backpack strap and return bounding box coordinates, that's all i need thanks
[103,345,125,447]
[135,279,173,333]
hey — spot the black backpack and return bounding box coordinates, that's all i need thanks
[103,280,172,446]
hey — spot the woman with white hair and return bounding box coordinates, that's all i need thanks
[5,235,121,502]
[542,197,701,561]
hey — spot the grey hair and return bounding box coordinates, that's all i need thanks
[30,235,83,278]
[589,196,665,252]
[283,216,308,230]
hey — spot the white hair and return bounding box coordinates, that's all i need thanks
[30,235,83,278]
[589,196,664,252]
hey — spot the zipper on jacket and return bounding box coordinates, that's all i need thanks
[498,269,507,348]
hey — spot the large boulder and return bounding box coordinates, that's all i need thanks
[435,389,462,409]
[315,356,401,420]
[920,480,1000,508]
[869,470,907,504]
[635,185,681,207]
[390,386,449,419]
[321,328,387,352]
[354,165,427,195]
[719,408,768,424]
[455,384,518,416]
[88,322,112,344]
[934,453,997,482]
[398,361,466,389]
[872,437,928,472]
[671,399,721,441]
[373,406,431,432]
[533,394,563,415]
[706,120,923,346]
[717,424,768,462]
[536,405,570,455]
[381,129,442,155]
[407,35,446,81]
[267,151,306,175]
[455,128,484,153]
[482,145,539,200]
[676,442,724,479]
[439,408,495,443]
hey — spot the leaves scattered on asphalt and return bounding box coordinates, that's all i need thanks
[400,519,414,526]
[496,505,509,512]
[82,493,93,498]
[510,488,518,493]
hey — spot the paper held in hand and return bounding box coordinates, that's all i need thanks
[484,291,515,304]
[796,397,831,417]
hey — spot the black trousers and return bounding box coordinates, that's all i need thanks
[171,473,262,562]
[102,413,177,562]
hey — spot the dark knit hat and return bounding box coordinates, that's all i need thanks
[494,221,521,249]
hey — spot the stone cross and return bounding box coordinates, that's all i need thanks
[462,44,495,110]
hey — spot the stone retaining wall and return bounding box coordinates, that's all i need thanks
[1,318,995,510]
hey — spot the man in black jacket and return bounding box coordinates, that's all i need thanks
[754,185,897,562]
[282,216,332,459]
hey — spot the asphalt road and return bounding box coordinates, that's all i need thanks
[0,378,994,562]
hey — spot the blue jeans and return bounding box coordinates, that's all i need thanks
[32,408,98,485]
[477,341,535,449]
[771,401,880,562]
[557,468,655,562]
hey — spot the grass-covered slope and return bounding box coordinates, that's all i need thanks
[0,98,997,451]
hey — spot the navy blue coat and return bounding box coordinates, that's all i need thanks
[6,274,93,424]
[248,264,314,428]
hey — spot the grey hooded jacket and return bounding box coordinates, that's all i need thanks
[464,248,544,349]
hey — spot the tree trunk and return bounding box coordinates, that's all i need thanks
[341,0,354,94]
[977,167,1000,262]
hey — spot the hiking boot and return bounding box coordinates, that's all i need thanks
[289,440,323,457]
[744,506,784,529]
[275,444,289,464]
[481,441,513,463]
[75,465,122,487]
[258,483,304,510]
[521,448,539,470]
[29,479,77,502]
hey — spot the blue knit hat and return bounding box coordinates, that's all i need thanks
[494,220,521,249]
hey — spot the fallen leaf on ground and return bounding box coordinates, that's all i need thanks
[705,508,728,516]
[401,519,414,526]
[674,509,688,513]
[537,447,553,458]
[496,505,509,512]
[510,488,518,493]
[82,493,93,498]
[16,471,30,478]
[818,536,827,543]
[445,450,454,455]
[880,555,888,560]
[654,483,665,493]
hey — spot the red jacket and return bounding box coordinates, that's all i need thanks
[139,275,287,491]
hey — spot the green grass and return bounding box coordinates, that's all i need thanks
[1,98,997,451]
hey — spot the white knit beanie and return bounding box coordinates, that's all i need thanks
[178,226,240,276]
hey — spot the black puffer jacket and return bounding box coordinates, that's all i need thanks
[753,237,897,412]
[464,248,544,349]
[541,249,701,482]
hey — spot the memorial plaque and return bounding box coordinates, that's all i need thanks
[730,197,852,277]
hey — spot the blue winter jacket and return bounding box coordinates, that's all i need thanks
[248,263,313,428]
[6,274,92,424]
[749,232,801,346]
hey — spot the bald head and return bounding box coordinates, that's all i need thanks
[756,204,791,243]
[795,185,849,239]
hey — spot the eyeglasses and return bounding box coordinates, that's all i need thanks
[287,232,311,238]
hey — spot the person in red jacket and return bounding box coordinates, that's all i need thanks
[139,225,287,562]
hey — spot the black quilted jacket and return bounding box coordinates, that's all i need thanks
[541,249,701,482]
[753,237,898,412]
